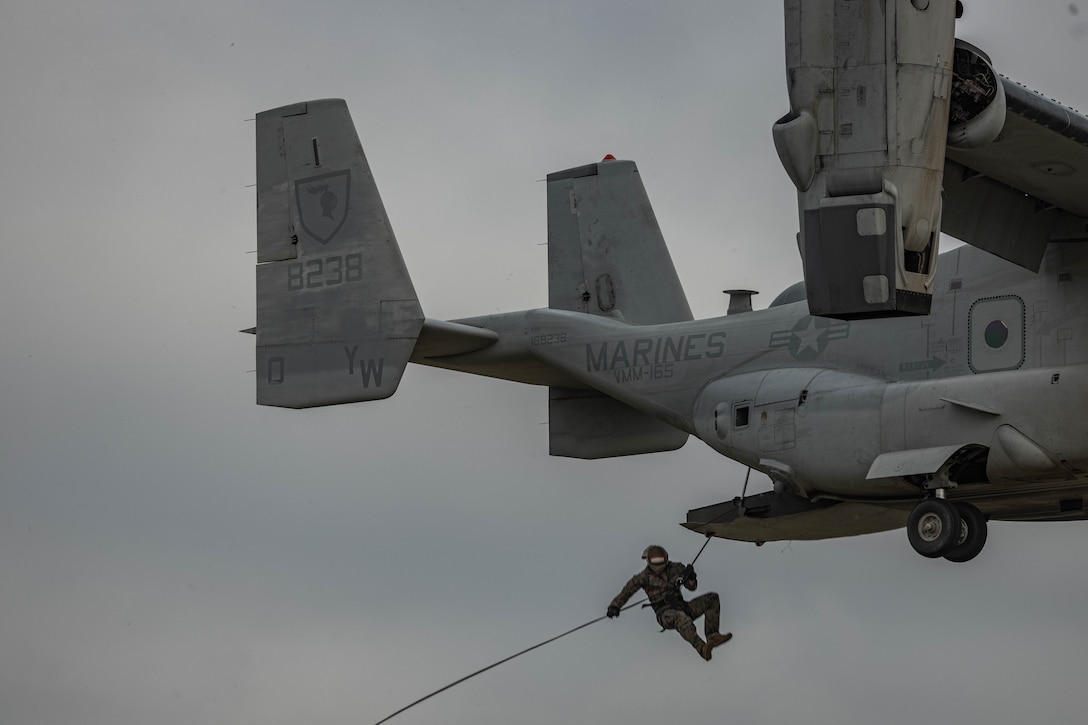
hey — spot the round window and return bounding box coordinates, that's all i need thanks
[984,320,1009,349]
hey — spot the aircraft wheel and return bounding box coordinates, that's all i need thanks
[943,503,988,563]
[907,499,962,558]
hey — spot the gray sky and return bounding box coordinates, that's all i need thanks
[2,1,1088,723]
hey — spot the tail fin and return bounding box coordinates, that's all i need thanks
[545,159,690,458]
[254,99,423,408]
[546,159,693,324]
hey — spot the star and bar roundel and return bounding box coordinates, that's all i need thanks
[769,316,851,361]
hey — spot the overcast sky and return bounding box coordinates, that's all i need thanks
[2,1,1088,724]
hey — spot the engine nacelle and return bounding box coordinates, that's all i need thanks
[947,40,1007,150]
[776,0,960,320]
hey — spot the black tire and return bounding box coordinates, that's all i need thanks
[944,503,988,563]
[907,499,962,558]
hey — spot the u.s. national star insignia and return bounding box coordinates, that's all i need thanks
[769,316,850,361]
[295,170,350,244]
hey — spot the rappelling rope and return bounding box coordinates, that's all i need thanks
[373,467,752,724]
[374,530,727,724]
[373,597,647,725]
[685,466,753,568]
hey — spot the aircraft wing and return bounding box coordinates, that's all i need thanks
[942,76,1088,270]
[683,491,909,543]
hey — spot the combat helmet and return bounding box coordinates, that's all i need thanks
[642,545,668,572]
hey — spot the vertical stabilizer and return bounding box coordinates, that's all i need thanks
[255,100,423,408]
[545,158,691,458]
[546,159,693,324]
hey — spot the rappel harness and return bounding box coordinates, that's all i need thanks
[642,534,714,626]
[646,590,693,618]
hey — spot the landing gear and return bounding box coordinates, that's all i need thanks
[907,499,961,558]
[944,503,988,563]
[906,499,989,561]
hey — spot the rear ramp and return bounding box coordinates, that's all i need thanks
[685,492,909,542]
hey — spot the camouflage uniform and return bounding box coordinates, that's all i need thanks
[609,561,722,656]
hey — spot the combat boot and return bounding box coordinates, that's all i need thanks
[698,639,713,661]
[708,632,732,648]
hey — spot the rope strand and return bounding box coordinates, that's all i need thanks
[374,485,747,725]
[373,597,647,725]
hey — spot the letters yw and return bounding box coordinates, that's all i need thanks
[344,346,385,387]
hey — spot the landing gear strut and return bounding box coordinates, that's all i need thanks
[906,498,988,561]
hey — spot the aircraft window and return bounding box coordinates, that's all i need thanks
[984,320,1009,349]
[968,296,1024,373]
[734,405,750,429]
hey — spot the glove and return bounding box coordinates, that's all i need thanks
[606,605,620,619]
[683,564,696,580]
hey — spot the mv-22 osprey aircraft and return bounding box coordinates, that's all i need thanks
[251,1,1088,562]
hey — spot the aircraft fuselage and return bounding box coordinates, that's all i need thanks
[426,241,1088,512]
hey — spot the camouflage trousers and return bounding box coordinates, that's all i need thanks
[657,592,721,652]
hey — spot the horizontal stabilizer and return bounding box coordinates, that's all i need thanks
[255,99,423,408]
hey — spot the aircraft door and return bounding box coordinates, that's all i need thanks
[753,369,823,453]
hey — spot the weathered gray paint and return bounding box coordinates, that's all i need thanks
[252,69,1088,557]
[776,0,958,317]
[255,100,424,408]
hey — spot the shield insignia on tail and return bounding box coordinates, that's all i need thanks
[295,170,351,244]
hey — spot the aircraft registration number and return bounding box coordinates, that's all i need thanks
[531,333,567,346]
[286,254,363,291]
